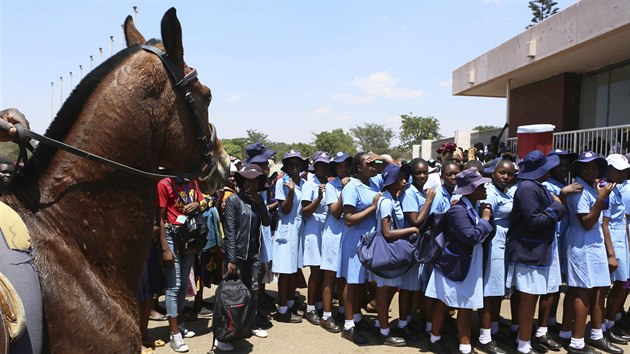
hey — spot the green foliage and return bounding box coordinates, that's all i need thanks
[350,123,393,153]
[292,143,317,160]
[0,142,20,162]
[472,125,501,132]
[527,0,559,28]
[313,128,356,156]
[245,129,269,146]
[398,113,442,150]
[220,137,248,159]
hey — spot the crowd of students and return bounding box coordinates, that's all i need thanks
[148,140,630,354]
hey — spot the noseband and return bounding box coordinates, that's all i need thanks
[13,45,219,181]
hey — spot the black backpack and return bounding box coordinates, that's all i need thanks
[212,274,255,344]
[416,211,448,264]
[168,179,208,254]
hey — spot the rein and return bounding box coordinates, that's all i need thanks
[13,45,218,181]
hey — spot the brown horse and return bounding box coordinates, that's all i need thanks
[1,8,229,353]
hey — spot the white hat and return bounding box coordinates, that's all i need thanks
[606,154,630,171]
[380,154,393,164]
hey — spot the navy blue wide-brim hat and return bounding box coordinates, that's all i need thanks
[381,163,411,191]
[235,164,267,192]
[570,151,607,178]
[453,168,491,195]
[547,148,577,162]
[245,142,276,165]
[281,149,309,172]
[329,152,352,177]
[308,151,331,172]
[517,150,560,180]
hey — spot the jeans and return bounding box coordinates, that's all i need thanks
[164,227,195,318]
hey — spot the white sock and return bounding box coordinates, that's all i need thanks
[430,334,441,343]
[459,343,472,353]
[344,319,355,331]
[306,304,315,312]
[606,319,616,330]
[570,337,585,349]
[616,312,623,321]
[517,339,532,353]
[278,306,288,314]
[426,321,433,333]
[338,306,345,314]
[535,326,548,337]
[591,328,603,340]
[491,321,499,335]
[353,313,362,323]
[549,317,557,326]
[322,311,332,320]
[511,324,519,332]
[380,327,390,336]
[559,330,572,339]
[479,328,492,345]
[398,319,408,328]
[315,301,323,310]
[287,300,295,309]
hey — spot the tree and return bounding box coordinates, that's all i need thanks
[472,125,501,132]
[350,123,393,153]
[398,113,442,150]
[313,129,356,156]
[220,137,248,159]
[293,143,317,161]
[527,0,559,28]
[246,129,269,146]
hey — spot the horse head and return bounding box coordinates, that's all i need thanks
[124,8,229,194]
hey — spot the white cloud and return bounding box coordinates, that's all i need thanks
[228,94,240,102]
[438,79,452,88]
[377,15,389,22]
[334,71,423,104]
[333,93,373,104]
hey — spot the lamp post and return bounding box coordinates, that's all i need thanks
[69,71,73,88]
[90,55,93,71]
[51,82,54,119]
[59,77,63,106]
[133,6,138,23]
[110,36,114,56]
[99,47,103,62]
[79,65,83,80]
[121,24,125,48]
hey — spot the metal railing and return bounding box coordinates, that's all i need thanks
[506,124,630,157]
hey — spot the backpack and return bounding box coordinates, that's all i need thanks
[416,211,448,264]
[168,179,209,254]
[212,274,255,343]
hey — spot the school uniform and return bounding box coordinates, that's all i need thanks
[320,177,344,272]
[564,176,611,288]
[301,175,328,267]
[480,183,514,297]
[605,184,629,282]
[505,179,564,295]
[399,183,431,291]
[432,185,453,214]
[542,177,570,282]
[371,191,404,288]
[272,178,305,274]
[338,177,380,284]
[425,197,493,309]
[260,189,273,264]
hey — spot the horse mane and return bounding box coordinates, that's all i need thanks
[19,45,143,179]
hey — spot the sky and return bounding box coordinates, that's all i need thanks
[0,0,573,146]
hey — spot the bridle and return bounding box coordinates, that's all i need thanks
[13,44,218,181]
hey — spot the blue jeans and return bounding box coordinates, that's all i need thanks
[164,228,195,318]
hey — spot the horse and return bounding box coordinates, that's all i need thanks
[0,8,230,353]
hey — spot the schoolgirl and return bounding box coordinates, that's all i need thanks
[338,152,382,345]
[477,159,516,354]
[603,154,630,343]
[426,168,494,354]
[433,160,461,212]
[301,151,331,325]
[399,158,436,339]
[319,152,352,334]
[504,151,565,354]
[564,152,619,354]
[272,150,309,323]
[372,163,418,347]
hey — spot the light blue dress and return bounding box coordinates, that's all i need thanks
[399,184,430,291]
[260,190,273,263]
[481,183,513,297]
[338,177,380,284]
[301,175,328,266]
[564,176,611,288]
[320,178,344,272]
[543,177,569,281]
[371,191,404,288]
[432,185,453,214]
[272,178,305,274]
[604,184,629,282]
[425,197,485,309]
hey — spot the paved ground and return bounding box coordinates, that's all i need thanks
[148,270,630,354]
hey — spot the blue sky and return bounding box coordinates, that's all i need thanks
[1,0,572,145]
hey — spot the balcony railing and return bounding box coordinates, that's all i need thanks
[506,124,630,157]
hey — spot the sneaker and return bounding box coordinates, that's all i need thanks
[169,332,189,353]
[196,307,213,319]
[213,339,234,352]
[252,327,268,338]
[180,328,195,338]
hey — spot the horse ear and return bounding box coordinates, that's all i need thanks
[124,15,146,47]
[161,7,185,73]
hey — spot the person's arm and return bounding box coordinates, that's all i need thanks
[159,207,174,265]
[343,193,380,227]
[559,182,583,205]
[0,108,29,142]
[280,179,295,215]
[381,216,419,240]
[517,183,565,231]
[223,196,239,274]
[328,178,349,220]
[446,204,493,245]
[302,183,325,219]
[246,190,271,227]
[578,182,614,230]
[602,216,618,272]
[405,189,436,228]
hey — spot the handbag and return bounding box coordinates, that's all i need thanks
[416,210,448,264]
[357,199,418,279]
[169,179,209,254]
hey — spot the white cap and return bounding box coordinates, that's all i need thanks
[606,154,630,171]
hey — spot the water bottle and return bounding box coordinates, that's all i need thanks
[599,180,609,210]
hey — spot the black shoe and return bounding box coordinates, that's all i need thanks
[560,337,571,350]
[610,326,630,341]
[377,332,406,347]
[587,337,622,354]
[494,330,516,345]
[341,327,368,345]
[458,349,478,354]
[476,340,507,354]
[393,325,421,342]
[429,339,449,354]
[354,318,372,331]
[534,333,562,351]
[332,311,345,323]
[320,317,341,333]
[256,314,273,329]
[305,310,321,325]
[291,305,305,317]
[605,329,628,345]
[520,350,543,354]
[274,311,302,323]
[567,345,602,354]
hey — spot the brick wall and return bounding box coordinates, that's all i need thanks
[508,73,581,137]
